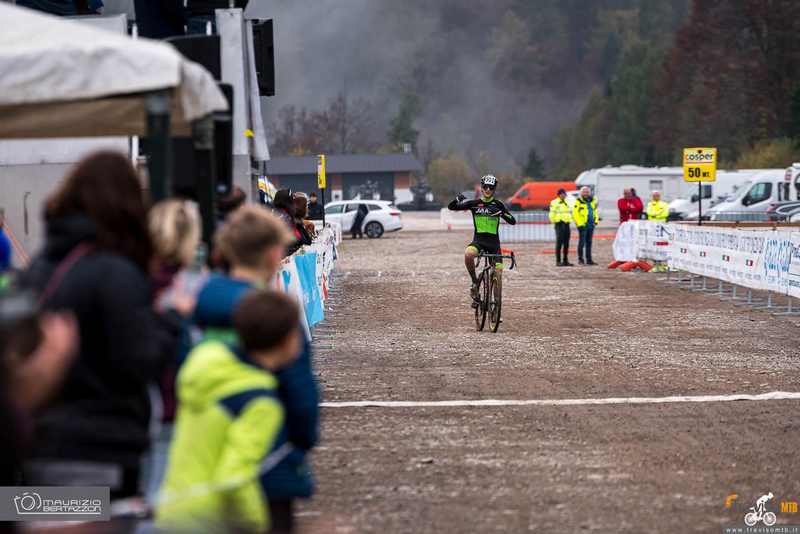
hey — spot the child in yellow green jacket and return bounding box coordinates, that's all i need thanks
[156,290,302,533]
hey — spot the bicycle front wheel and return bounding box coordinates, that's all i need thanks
[475,273,488,331]
[488,270,502,333]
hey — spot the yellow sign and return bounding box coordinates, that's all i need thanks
[683,147,717,182]
[317,154,326,189]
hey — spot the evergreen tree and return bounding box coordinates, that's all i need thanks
[388,93,422,152]
[523,148,545,179]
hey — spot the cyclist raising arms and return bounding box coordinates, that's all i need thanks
[448,174,516,302]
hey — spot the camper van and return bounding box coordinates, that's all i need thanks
[706,169,791,221]
[591,166,686,220]
[668,170,767,220]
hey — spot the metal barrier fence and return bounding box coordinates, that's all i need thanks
[441,208,553,242]
[658,270,800,316]
[499,211,552,242]
[656,223,800,316]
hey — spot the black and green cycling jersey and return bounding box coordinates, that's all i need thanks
[448,195,516,252]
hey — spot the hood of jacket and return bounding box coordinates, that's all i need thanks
[43,215,97,261]
[178,341,277,412]
[192,274,254,329]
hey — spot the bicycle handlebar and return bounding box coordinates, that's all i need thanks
[477,252,517,270]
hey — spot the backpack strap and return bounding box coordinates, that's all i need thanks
[37,243,94,307]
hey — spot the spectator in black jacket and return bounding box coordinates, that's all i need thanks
[307,192,324,220]
[18,151,184,499]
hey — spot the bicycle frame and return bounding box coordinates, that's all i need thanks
[473,251,516,332]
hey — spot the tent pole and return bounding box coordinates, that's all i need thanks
[193,115,218,247]
[146,91,173,201]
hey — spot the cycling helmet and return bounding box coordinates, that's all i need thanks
[481,174,498,188]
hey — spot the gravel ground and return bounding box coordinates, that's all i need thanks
[298,213,800,534]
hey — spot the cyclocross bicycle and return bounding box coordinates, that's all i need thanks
[473,250,516,333]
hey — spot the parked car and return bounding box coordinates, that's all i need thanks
[324,200,402,238]
[766,200,800,221]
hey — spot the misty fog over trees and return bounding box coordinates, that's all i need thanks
[265,0,800,196]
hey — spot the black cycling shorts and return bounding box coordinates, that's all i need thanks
[467,241,501,256]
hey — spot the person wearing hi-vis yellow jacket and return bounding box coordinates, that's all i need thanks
[646,191,670,222]
[156,291,303,534]
[549,188,573,266]
[573,186,599,265]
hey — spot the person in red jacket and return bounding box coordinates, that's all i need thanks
[618,189,645,222]
[617,189,632,222]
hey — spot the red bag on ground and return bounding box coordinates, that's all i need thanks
[607,261,624,269]
[637,261,653,272]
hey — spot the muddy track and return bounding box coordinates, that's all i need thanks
[299,214,800,534]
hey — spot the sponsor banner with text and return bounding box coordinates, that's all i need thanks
[612,221,672,262]
[668,225,800,298]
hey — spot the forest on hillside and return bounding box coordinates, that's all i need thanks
[267,0,800,199]
[555,0,800,179]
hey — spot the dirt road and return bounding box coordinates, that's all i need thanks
[300,213,800,533]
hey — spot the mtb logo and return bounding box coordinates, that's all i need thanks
[745,492,777,527]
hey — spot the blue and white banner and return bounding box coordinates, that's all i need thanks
[667,225,800,298]
[276,226,338,338]
[294,252,324,327]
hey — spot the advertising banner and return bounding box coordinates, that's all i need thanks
[276,226,338,338]
[294,252,325,327]
[669,225,768,289]
[667,225,800,299]
[613,221,671,262]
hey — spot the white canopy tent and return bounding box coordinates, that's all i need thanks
[0,2,228,139]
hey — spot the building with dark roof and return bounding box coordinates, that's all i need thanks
[264,153,423,203]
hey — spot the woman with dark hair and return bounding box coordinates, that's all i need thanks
[273,189,305,256]
[18,151,184,499]
[292,193,315,246]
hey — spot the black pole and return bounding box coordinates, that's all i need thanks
[145,91,172,201]
[193,116,218,247]
[698,181,702,226]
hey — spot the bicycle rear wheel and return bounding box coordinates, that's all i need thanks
[488,270,502,333]
[474,272,488,331]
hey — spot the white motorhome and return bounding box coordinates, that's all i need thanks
[591,166,685,221]
[706,169,791,221]
[668,169,768,220]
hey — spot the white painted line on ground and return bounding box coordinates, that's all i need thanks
[320,391,800,408]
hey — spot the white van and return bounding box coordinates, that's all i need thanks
[668,169,768,220]
[706,169,792,221]
[786,162,800,199]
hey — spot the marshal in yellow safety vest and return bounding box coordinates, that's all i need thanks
[646,199,669,222]
[548,197,572,224]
